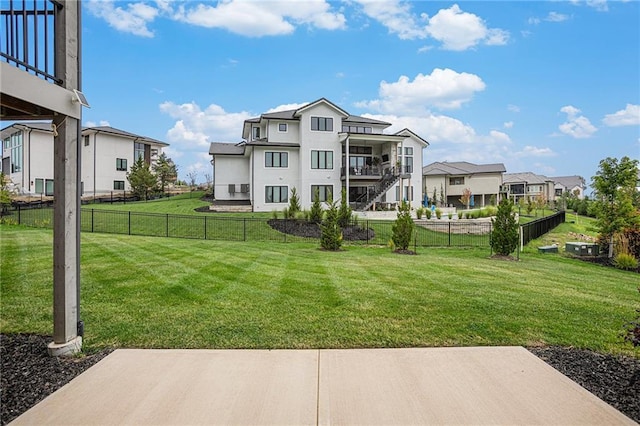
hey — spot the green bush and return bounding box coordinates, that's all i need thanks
[416,207,424,219]
[435,208,442,219]
[288,187,301,215]
[392,201,414,251]
[448,212,453,220]
[613,253,639,271]
[490,198,519,256]
[425,209,432,219]
[310,188,323,223]
[338,187,352,228]
[271,210,279,220]
[320,199,342,251]
[624,288,640,347]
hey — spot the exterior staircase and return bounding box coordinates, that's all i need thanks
[354,171,402,211]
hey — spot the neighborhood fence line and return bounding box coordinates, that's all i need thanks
[520,210,566,249]
[7,206,497,248]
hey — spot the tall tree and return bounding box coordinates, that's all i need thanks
[338,187,352,227]
[392,200,414,251]
[490,198,519,256]
[152,153,178,194]
[591,156,640,246]
[127,157,156,200]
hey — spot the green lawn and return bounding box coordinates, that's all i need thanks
[1,225,638,357]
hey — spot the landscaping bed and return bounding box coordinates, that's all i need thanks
[267,219,375,241]
[1,334,638,425]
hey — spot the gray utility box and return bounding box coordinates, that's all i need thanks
[565,242,599,256]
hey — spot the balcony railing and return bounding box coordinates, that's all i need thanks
[1,0,62,84]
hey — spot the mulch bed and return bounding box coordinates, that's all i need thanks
[2,334,638,424]
[267,219,374,241]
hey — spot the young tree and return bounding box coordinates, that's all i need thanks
[310,187,323,223]
[320,198,342,251]
[459,188,472,210]
[490,197,519,256]
[591,156,640,253]
[288,187,301,215]
[127,157,157,200]
[338,187,352,227]
[152,152,178,194]
[439,183,445,207]
[0,172,13,215]
[392,200,414,251]
[432,187,437,207]
[186,171,198,190]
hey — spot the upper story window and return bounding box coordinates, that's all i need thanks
[265,152,288,168]
[449,177,464,185]
[342,125,372,133]
[116,158,127,171]
[252,127,261,139]
[83,135,90,146]
[311,117,333,132]
[311,150,333,169]
[134,142,145,161]
[278,123,287,132]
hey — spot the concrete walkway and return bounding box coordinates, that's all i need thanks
[11,346,635,425]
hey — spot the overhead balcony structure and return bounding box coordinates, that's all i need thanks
[1,0,84,120]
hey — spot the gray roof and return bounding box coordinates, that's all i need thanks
[209,142,246,155]
[1,121,53,137]
[423,161,506,176]
[83,126,168,146]
[552,175,585,189]
[344,115,391,126]
[503,172,551,184]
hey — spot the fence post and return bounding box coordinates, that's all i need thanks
[166,214,169,237]
[284,218,287,243]
[448,221,451,246]
[91,209,94,233]
[18,205,21,224]
[204,216,207,240]
[366,220,370,245]
[128,211,131,235]
[243,218,247,242]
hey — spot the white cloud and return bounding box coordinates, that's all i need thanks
[516,146,556,157]
[528,17,541,25]
[173,0,345,37]
[84,120,111,127]
[569,0,609,11]
[159,101,252,148]
[546,12,570,22]
[507,104,520,113]
[354,2,508,50]
[503,121,514,129]
[602,104,640,127]
[558,105,597,138]
[425,4,509,50]
[356,68,486,114]
[361,112,512,164]
[86,0,158,37]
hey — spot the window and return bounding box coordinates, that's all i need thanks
[381,154,389,163]
[252,127,261,139]
[134,142,145,161]
[278,123,287,132]
[311,185,333,202]
[341,125,372,134]
[35,178,44,194]
[6,132,22,173]
[83,135,90,146]
[395,185,414,201]
[265,152,288,168]
[45,179,54,196]
[116,158,127,171]
[114,180,125,190]
[449,177,464,185]
[404,147,413,156]
[311,116,333,131]
[265,186,288,203]
[311,150,333,169]
[404,155,413,173]
[346,146,372,155]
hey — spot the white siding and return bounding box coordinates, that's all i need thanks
[214,156,250,202]
[252,147,300,212]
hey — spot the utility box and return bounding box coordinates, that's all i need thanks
[565,242,599,256]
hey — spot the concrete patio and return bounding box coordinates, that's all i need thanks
[11,346,635,425]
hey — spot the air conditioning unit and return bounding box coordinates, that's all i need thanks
[240,184,250,193]
[228,184,236,194]
[565,242,599,256]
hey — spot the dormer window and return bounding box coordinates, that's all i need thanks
[252,127,261,139]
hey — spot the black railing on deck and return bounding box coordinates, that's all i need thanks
[0,0,62,84]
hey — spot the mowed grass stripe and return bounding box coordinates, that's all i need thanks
[0,225,637,356]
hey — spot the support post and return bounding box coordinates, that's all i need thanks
[48,1,82,356]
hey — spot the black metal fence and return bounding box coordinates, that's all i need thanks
[520,210,566,247]
[5,205,495,248]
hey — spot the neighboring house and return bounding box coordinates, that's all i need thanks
[422,161,506,208]
[209,98,429,212]
[552,175,586,200]
[0,122,168,196]
[502,172,557,203]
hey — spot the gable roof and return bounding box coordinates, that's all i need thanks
[1,121,53,138]
[552,175,585,189]
[293,97,349,118]
[83,126,169,146]
[503,172,552,184]
[423,161,505,176]
[394,128,429,146]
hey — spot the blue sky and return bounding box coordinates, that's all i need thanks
[80,0,639,189]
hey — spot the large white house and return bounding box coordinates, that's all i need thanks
[0,122,168,196]
[209,98,429,212]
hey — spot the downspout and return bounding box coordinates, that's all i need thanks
[251,146,255,209]
[93,132,96,199]
[27,127,33,192]
[345,136,349,204]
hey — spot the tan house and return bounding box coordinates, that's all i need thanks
[422,161,506,208]
[503,173,586,203]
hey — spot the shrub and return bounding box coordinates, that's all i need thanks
[288,187,301,215]
[392,201,414,251]
[282,207,293,219]
[435,208,442,219]
[613,253,638,271]
[448,212,453,220]
[320,199,342,251]
[271,210,279,220]
[489,194,496,206]
[425,209,432,219]
[310,188,323,223]
[491,198,519,256]
[338,187,352,228]
[624,288,640,347]
[416,207,424,219]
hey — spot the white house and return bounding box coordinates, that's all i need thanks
[209,98,429,212]
[0,122,168,196]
